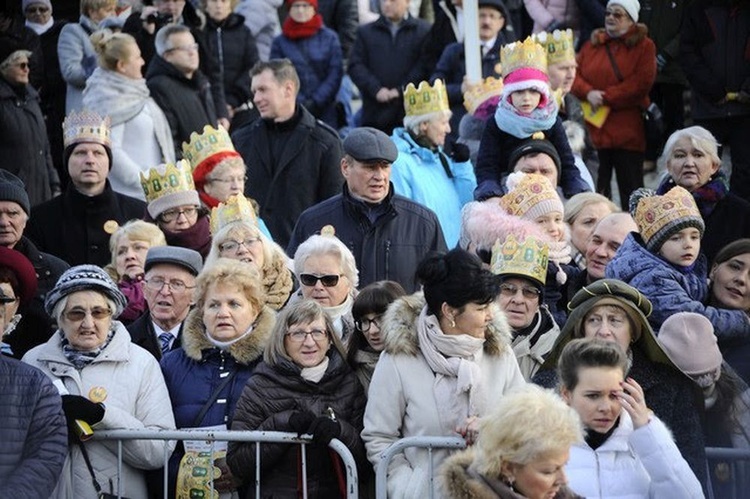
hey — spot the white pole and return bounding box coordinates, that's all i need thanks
[463,0,482,84]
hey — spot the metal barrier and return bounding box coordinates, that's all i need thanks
[705,447,750,499]
[374,436,466,499]
[91,429,358,499]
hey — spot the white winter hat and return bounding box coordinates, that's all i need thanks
[607,0,640,23]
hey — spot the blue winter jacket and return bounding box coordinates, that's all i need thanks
[606,232,750,340]
[390,128,476,247]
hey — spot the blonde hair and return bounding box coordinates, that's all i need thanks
[473,385,583,475]
[205,221,290,275]
[564,192,618,225]
[106,220,166,280]
[659,126,721,172]
[90,30,138,71]
[81,0,117,16]
[194,258,266,320]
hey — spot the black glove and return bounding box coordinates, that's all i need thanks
[288,411,316,435]
[443,136,471,163]
[61,394,105,426]
[308,416,341,447]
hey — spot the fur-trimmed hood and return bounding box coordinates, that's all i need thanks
[180,305,276,364]
[591,23,649,47]
[459,200,551,252]
[382,293,513,357]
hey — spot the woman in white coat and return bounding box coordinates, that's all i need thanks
[557,338,703,498]
[22,265,176,498]
[362,248,526,498]
[83,30,175,200]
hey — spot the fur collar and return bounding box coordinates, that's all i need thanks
[181,305,276,364]
[591,23,648,47]
[382,294,513,357]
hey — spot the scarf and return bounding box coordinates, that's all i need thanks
[324,294,353,339]
[262,256,294,310]
[416,308,486,433]
[117,275,146,323]
[61,329,115,370]
[164,215,213,259]
[301,356,329,382]
[352,349,380,391]
[25,18,54,35]
[548,240,572,284]
[494,94,558,139]
[282,14,324,39]
[206,324,254,350]
[656,171,729,219]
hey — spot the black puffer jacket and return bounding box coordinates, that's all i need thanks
[227,350,366,498]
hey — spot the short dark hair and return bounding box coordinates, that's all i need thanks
[557,339,628,392]
[347,281,406,363]
[250,59,300,93]
[417,248,500,319]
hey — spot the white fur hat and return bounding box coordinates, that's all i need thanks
[607,0,640,23]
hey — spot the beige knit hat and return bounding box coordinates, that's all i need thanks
[500,172,564,221]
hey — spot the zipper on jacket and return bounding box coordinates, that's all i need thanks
[384,240,391,279]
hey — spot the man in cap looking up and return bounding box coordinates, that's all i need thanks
[287,126,446,292]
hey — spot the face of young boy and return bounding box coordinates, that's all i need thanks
[658,227,701,267]
[510,89,542,114]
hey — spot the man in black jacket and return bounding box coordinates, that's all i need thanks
[287,127,446,293]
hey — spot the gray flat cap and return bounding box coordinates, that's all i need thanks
[343,127,398,163]
[145,246,203,276]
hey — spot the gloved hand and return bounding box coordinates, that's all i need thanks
[61,394,105,425]
[444,136,471,163]
[308,416,341,447]
[288,411,316,435]
[212,457,242,492]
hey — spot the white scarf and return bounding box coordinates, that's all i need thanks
[25,18,54,35]
[206,324,254,350]
[301,356,329,383]
[416,308,486,433]
[324,294,353,339]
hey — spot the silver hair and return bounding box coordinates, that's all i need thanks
[52,294,117,324]
[155,24,191,57]
[0,50,32,73]
[658,126,721,172]
[402,110,452,136]
[293,234,359,290]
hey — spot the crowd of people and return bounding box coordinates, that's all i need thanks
[1,0,749,498]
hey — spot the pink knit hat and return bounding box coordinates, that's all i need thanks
[657,312,723,386]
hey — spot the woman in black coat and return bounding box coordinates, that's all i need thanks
[227,299,367,498]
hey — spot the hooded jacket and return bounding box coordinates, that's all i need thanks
[362,294,525,499]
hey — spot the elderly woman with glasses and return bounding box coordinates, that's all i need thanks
[292,233,359,340]
[22,265,175,498]
[227,299,367,498]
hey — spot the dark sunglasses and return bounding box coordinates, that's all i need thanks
[26,6,50,14]
[299,273,341,287]
[14,62,29,70]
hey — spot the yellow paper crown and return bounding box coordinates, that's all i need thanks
[403,79,450,116]
[532,29,575,66]
[633,186,705,250]
[181,125,236,170]
[463,77,504,114]
[500,172,563,219]
[210,193,258,234]
[490,234,549,285]
[500,37,548,77]
[140,160,195,204]
[63,110,111,148]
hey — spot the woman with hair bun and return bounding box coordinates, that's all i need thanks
[83,29,175,200]
[362,248,525,498]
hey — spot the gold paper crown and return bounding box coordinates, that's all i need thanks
[500,37,548,77]
[490,234,549,285]
[140,160,195,204]
[181,125,236,170]
[403,79,450,116]
[463,77,504,114]
[633,186,704,249]
[500,173,563,219]
[532,29,575,66]
[210,193,258,234]
[63,110,112,148]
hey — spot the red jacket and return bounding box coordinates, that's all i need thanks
[572,24,656,152]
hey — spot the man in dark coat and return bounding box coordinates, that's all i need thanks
[232,59,343,248]
[287,127,447,293]
[127,246,203,360]
[26,110,146,268]
[348,0,431,134]
[147,24,219,158]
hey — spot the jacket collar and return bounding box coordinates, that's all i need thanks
[64,180,115,207]
[35,321,133,366]
[591,23,649,47]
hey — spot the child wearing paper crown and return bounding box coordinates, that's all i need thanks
[606,187,750,337]
[474,37,590,201]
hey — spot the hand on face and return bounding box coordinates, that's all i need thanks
[617,377,650,429]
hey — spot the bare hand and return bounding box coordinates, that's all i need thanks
[587,90,605,110]
[212,457,242,492]
[218,117,231,131]
[456,415,480,445]
[388,88,400,100]
[618,377,651,429]
[376,87,392,103]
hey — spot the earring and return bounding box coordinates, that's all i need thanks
[450,316,456,329]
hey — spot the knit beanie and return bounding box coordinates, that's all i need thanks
[0,170,31,215]
[657,312,722,386]
[45,265,128,318]
[286,0,318,8]
[629,186,705,253]
[22,0,52,11]
[500,172,564,221]
[508,138,561,173]
[607,0,640,23]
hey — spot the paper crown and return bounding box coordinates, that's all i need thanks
[403,79,450,116]
[532,29,575,66]
[490,234,549,286]
[210,193,258,234]
[500,172,563,220]
[500,37,548,77]
[182,125,238,171]
[63,110,112,148]
[463,76,504,114]
[631,186,705,252]
[140,160,196,205]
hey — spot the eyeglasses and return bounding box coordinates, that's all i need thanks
[499,283,541,299]
[12,62,29,70]
[63,307,112,322]
[299,274,341,287]
[285,328,328,342]
[158,206,198,223]
[605,10,626,20]
[355,316,382,333]
[25,6,49,13]
[167,43,199,53]
[144,277,195,293]
[219,237,261,253]
[207,175,247,185]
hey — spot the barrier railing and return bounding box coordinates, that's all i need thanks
[705,447,750,499]
[374,436,466,499]
[91,429,358,499]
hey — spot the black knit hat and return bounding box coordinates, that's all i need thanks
[0,170,30,215]
[508,138,562,173]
